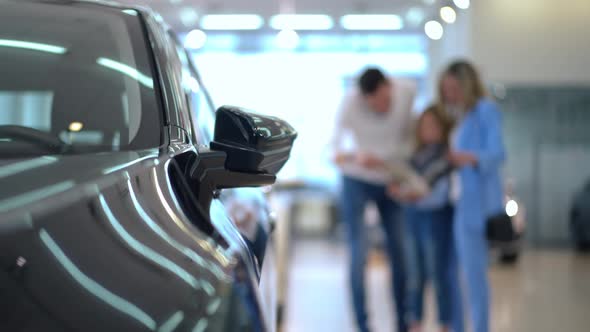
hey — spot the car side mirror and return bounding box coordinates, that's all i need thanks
[189,106,297,210]
[210,106,297,175]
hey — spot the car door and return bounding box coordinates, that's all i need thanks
[165,33,279,329]
[163,32,272,270]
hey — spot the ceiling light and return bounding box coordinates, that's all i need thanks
[424,20,444,40]
[179,7,199,27]
[340,15,404,30]
[184,29,207,49]
[405,7,425,27]
[97,58,154,89]
[453,0,470,10]
[440,6,457,24]
[270,14,333,30]
[0,39,66,54]
[275,29,300,49]
[200,15,264,30]
[68,122,84,132]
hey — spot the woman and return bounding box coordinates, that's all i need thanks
[439,60,506,332]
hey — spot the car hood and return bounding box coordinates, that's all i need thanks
[0,149,160,213]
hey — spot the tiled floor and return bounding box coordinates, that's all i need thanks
[283,240,590,332]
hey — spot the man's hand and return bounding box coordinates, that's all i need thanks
[387,183,402,199]
[333,152,354,165]
[333,151,385,170]
[356,152,385,169]
[448,150,478,167]
[403,190,425,202]
[387,183,425,202]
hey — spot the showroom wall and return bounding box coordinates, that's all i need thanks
[428,0,590,86]
[469,0,590,85]
[461,0,590,246]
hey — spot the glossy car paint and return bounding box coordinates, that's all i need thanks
[0,1,281,331]
[1,150,262,331]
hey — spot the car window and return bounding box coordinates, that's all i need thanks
[171,35,215,145]
[0,2,161,156]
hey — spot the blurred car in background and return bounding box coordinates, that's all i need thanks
[492,193,526,264]
[570,179,590,251]
[264,180,339,326]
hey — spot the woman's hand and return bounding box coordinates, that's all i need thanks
[448,150,478,167]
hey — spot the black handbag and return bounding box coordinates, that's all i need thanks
[486,212,516,243]
[471,108,515,243]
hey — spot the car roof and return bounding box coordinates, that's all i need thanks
[5,0,171,32]
[6,0,151,14]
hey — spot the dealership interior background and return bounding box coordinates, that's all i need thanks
[2,0,590,331]
[162,0,590,330]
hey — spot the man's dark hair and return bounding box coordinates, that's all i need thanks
[358,68,387,95]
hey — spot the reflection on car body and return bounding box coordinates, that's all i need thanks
[0,1,296,331]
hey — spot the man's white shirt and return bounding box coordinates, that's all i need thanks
[331,78,417,184]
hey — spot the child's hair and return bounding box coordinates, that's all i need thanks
[415,104,455,151]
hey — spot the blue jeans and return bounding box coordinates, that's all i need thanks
[404,205,464,332]
[340,176,407,332]
[454,207,489,332]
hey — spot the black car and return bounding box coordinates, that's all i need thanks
[571,180,590,251]
[0,1,296,331]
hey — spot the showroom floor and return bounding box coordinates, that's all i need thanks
[282,240,590,332]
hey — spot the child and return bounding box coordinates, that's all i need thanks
[388,105,460,332]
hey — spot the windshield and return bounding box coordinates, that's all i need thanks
[0,2,161,156]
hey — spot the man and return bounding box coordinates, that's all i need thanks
[332,68,416,332]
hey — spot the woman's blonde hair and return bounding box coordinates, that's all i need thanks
[415,104,454,151]
[438,60,487,109]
